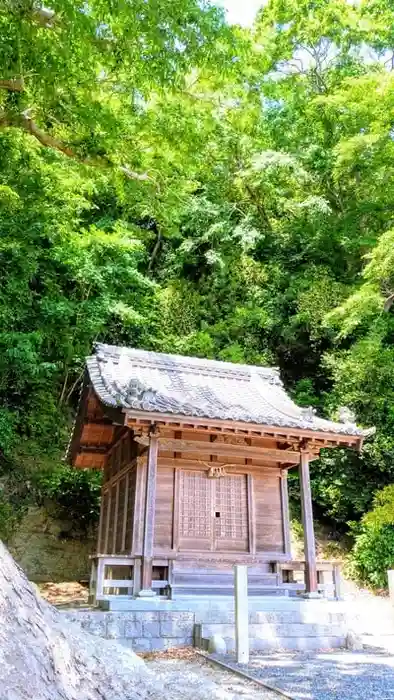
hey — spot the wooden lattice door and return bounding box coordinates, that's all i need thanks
[179,470,248,552]
[179,471,212,550]
[213,474,248,552]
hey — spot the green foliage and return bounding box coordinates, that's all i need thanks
[3,0,394,554]
[0,409,17,456]
[0,446,102,540]
[33,465,102,533]
[348,485,394,589]
[0,0,230,167]
[0,491,18,542]
[0,451,35,542]
[309,439,394,527]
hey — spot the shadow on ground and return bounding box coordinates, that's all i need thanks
[216,649,394,699]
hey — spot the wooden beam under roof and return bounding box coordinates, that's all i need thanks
[158,457,287,471]
[135,435,303,464]
[125,411,362,448]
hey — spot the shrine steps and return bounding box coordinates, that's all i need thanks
[193,602,347,652]
[61,597,349,653]
[170,568,280,597]
[195,614,347,652]
[170,586,283,597]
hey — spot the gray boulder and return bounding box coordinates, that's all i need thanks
[208,634,227,654]
[0,541,159,700]
[346,630,364,651]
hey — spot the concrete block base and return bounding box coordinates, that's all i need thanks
[61,596,350,653]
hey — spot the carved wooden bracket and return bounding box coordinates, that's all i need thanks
[198,461,238,478]
[208,466,228,478]
[136,454,147,468]
[134,434,150,446]
[213,434,249,446]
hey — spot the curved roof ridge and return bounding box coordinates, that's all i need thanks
[251,370,304,422]
[93,342,280,382]
[85,344,366,438]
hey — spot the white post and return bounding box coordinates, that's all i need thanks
[234,564,249,664]
[89,558,98,605]
[333,564,343,601]
[388,570,394,604]
[96,557,105,601]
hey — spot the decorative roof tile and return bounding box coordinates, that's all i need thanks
[86,343,365,437]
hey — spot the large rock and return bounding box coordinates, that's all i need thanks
[208,634,227,654]
[8,506,96,582]
[346,629,364,651]
[0,541,158,700]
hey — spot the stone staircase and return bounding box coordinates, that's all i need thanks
[194,607,348,652]
[62,597,351,653]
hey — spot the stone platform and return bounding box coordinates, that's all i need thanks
[60,596,350,653]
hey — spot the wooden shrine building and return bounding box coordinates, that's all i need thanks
[68,344,366,602]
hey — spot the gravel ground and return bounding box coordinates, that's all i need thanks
[214,650,394,700]
[146,655,279,700]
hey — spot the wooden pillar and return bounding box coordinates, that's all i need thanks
[299,451,318,595]
[280,470,291,557]
[97,488,105,554]
[139,430,159,597]
[247,475,256,555]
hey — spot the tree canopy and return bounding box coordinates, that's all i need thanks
[2,0,394,567]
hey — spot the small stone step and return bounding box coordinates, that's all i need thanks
[228,635,345,652]
[249,610,346,625]
[197,633,345,652]
[361,634,394,653]
[171,586,282,597]
[200,621,345,640]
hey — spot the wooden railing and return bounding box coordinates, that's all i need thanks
[90,555,135,602]
[89,554,170,602]
[271,560,342,600]
[88,555,343,603]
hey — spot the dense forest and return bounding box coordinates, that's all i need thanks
[2,0,394,587]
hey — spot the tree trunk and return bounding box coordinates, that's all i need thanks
[0,541,157,700]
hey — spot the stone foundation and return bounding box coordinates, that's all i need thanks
[62,610,195,652]
[61,597,351,653]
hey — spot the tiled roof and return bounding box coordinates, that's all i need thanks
[86,343,365,437]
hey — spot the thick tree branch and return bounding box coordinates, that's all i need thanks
[0,72,154,181]
[119,166,152,182]
[0,78,24,92]
[0,108,152,183]
[21,110,75,157]
[384,293,394,312]
[244,182,273,233]
[148,228,162,271]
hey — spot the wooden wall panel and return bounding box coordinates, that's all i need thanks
[75,453,106,469]
[154,466,174,549]
[99,488,109,552]
[103,430,135,484]
[86,391,106,420]
[112,444,121,478]
[80,423,114,447]
[115,475,127,553]
[124,468,136,553]
[254,471,284,553]
[103,454,111,483]
[107,483,117,554]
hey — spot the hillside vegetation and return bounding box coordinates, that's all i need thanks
[2,0,394,586]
